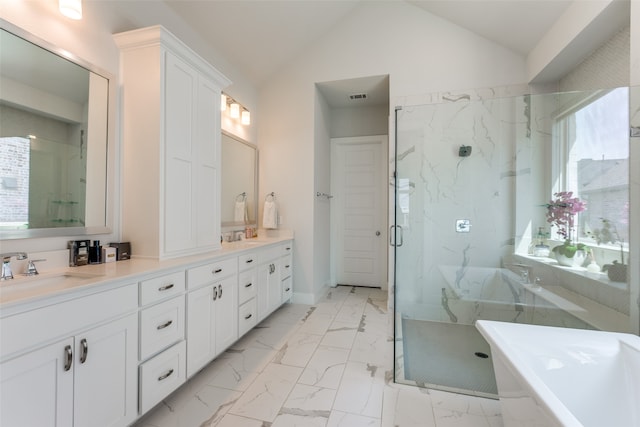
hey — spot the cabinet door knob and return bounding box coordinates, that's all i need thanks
[64,345,73,371]
[158,369,174,381]
[157,320,173,330]
[158,283,174,291]
[79,338,88,364]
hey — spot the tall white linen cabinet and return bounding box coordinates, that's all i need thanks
[114,26,231,259]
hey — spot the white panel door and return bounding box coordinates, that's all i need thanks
[331,135,388,288]
[0,338,74,427]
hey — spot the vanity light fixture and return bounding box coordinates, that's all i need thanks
[59,0,82,20]
[230,102,240,119]
[220,94,227,112]
[221,92,250,125]
[241,109,251,125]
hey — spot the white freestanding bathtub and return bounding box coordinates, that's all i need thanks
[476,320,640,427]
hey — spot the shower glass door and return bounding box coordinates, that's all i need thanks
[393,87,634,397]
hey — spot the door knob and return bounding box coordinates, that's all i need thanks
[375,231,381,236]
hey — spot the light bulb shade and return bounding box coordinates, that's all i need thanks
[59,0,82,19]
[241,110,251,125]
[230,103,240,118]
[220,94,227,111]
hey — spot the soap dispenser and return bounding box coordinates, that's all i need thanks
[89,240,102,264]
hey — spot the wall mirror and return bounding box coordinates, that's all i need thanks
[0,22,111,239]
[221,131,257,230]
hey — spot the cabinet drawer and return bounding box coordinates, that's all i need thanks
[281,241,293,256]
[139,296,185,361]
[187,258,236,289]
[139,340,186,414]
[140,271,185,306]
[238,268,257,305]
[238,252,257,271]
[281,255,292,280]
[258,246,281,264]
[282,276,293,302]
[238,298,257,337]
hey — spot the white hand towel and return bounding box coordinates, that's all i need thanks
[263,200,278,229]
[234,200,247,223]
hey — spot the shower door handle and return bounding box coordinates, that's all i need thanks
[389,225,404,247]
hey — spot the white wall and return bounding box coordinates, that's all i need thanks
[258,1,528,303]
[329,105,389,138]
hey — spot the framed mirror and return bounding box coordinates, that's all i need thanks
[221,131,257,230]
[0,21,112,239]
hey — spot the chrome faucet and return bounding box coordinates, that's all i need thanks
[1,252,28,280]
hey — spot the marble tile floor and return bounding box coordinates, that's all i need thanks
[133,286,504,427]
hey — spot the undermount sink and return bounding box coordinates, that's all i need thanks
[1,271,104,289]
[222,240,264,249]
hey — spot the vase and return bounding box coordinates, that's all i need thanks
[606,264,628,283]
[555,250,587,268]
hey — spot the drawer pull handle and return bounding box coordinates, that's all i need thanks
[157,320,173,330]
[213,268,223,274]
[285,287,291,292]
[64,345,73,371]
[285,247,291,251]
[158,369,174,381]
[245,282,253,288]
[246,259,253,264]
[218,284,223,299]
[213,286,218,301]
[79,338,88,364]
[158,283,174,291]
[285,265,290,268]
[244,313,252,320]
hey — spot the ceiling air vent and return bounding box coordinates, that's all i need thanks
[349,93,368,101]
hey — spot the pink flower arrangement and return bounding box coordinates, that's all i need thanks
[545,191,586,241]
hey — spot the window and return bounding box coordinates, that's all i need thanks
[553,87,629,246]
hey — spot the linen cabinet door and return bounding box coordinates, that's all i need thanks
[73,313,138,427]
[0,338,74,427]
[195,76,221,249]
[164,50,197,255]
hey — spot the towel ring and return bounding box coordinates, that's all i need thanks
[236,192,246,202]
[265,192,276,201]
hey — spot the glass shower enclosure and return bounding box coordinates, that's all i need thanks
[393,87,636,397]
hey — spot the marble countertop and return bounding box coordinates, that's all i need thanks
[0,235,292,314]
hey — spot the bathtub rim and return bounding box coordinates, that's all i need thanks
[476,320,640,427]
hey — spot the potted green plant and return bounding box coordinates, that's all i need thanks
[588,218,628,283]
[545,191,588,267]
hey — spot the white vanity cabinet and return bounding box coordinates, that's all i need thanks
[186,258,238,377]
[0,284,138,427]
[114,25,231,260]
[238,252,258,337]
[281,242,293,303]
[137,270,187,414]
[257,246,283,322]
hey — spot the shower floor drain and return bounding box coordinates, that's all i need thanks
[474,351,489,359]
